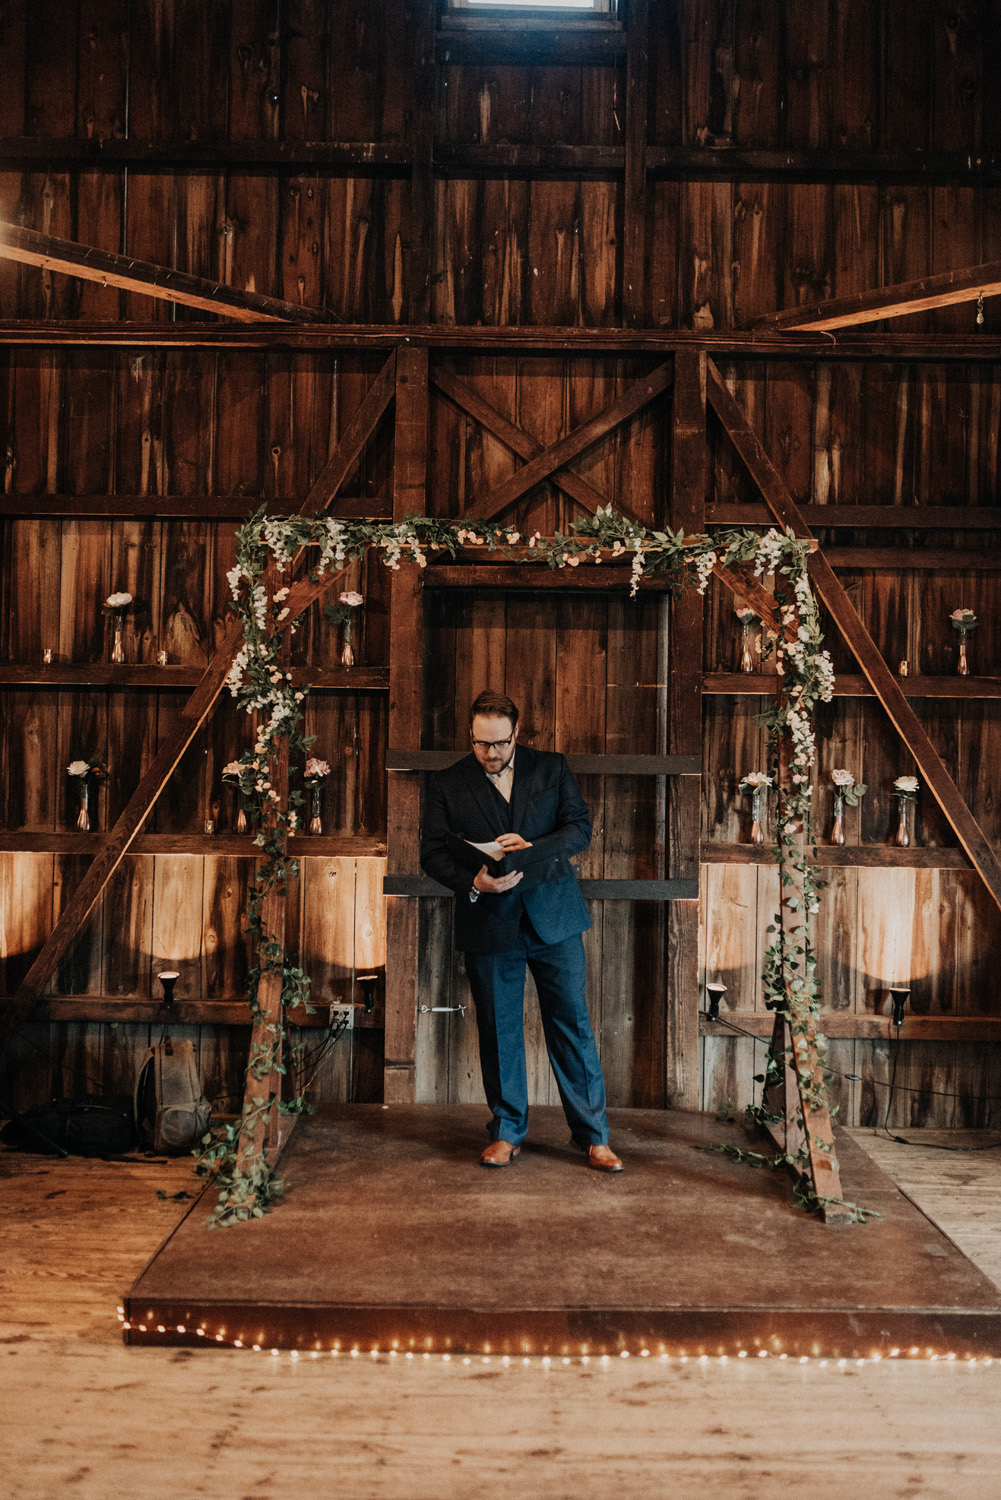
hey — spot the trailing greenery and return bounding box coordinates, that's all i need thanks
[203,503,865,1223]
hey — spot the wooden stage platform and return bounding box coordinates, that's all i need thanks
[125,1105,1001,1359]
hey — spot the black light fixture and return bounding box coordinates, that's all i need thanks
[158,971,179,1008]
[705,980,727,1023]
[357,973,379,1014]
[888,986,910,1029]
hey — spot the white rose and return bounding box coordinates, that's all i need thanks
[950,607,974,623]
[105,592,133,608]
[339,592,364,608]
[832,769,855,787]
[66,759,90,777]
[894,775,920,793]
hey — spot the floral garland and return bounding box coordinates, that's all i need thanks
[202,503,857,1224]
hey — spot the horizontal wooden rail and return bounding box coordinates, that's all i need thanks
[422,565,676,592]
[700,1011,1001,1041]
[384,876,699,900]
[2,137,999,187]
[15,996,373,1029]
[705,673,1001,699]
[702,844,969,869]
[0,833,387,857]
[707,503,1001,530]
[0,495,389,519]
[4,322,1001,361]
[0,664,390,691]
[386,750,701,775]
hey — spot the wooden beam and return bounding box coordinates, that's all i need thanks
[422,564,674,591]
[621,0,650,327]
[0,222,338,324]
[0,833,387,856]
[751,259,1001,332]
[702,844,970,870]
[464,361,673,522]
[0,137,411,171]
[384,347,429,1104]
[0,665,389,690]
[665,351,707,1111]
[0,494,391,519]
[707,503,1001,530]
[435,23,627,65]
[387,751,700,775]
[706,360,1001,917]
[705,673,1001,701]
[432,368,645,525]
[0,367,398,1055]
[701,1011,1001,1042]
[5,321,1001,361]
[407,0,436,324]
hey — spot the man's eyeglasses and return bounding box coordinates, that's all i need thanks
[470,734,514,751]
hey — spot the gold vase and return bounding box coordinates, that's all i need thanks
[76,781,90,833]
[894,797,911,848]
[830,793,845,846]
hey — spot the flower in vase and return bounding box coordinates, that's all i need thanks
[831,769,867,806]
[103,591,133,612]
[949,608,978,632]
[221,760,244,783]
[734,604,757,624]
[304,756,331,787]
[339,591,363,609]
[67,758,105,780]
[893,775,920,799]
[738,771,773,795]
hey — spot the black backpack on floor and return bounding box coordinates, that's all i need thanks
[1,1094,136,1156]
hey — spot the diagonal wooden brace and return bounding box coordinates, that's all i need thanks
[432,367,647,527]
[705,358,1001,917]
[463,360,674,522]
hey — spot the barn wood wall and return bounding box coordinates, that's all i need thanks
[2,0,1001,1124]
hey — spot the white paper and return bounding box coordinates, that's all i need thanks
[466,838,505,858]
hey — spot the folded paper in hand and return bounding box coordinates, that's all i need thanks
[445,831,507,876]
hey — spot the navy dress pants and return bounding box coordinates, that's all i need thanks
[463,930,609,1147]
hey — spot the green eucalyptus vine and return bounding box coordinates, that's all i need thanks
[200,503,858,1224]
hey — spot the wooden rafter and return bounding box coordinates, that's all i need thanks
[751,259,1001,332]
[431,367,646,526]
[0,354,398,1056]
[463,361,674,522]
[0,222,339,324]
[705,359,1001,917]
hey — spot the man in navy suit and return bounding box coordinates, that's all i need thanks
[420,690,623,1172]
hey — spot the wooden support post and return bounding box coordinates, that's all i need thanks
[407,1,436,324]
[384,347,429,1103]
[665,351,706,1110]
[622,0,650,327]
[760,738,852,1225]
[234,700,291,1189]
[705,358,1001,918]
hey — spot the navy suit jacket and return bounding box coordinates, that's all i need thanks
[420,745,592,954]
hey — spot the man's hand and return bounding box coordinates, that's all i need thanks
[495,833,533,852]
[472,863,524,894]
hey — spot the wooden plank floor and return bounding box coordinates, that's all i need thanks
[4,1132,1001,1500]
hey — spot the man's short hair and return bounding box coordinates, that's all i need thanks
[469,690,519,729]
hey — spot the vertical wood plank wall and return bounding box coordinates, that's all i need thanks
[2,0,1001,1126]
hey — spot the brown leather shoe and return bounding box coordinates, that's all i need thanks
[585,1143,624,1173]
[480,1140,521,1168]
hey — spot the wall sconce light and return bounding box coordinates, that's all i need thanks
[705,981,727,1023]
[158,971,180,1008]
[887,986,910,1029]
[357,974,379,1014]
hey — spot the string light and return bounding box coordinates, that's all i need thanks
[112,1313,996,1365]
